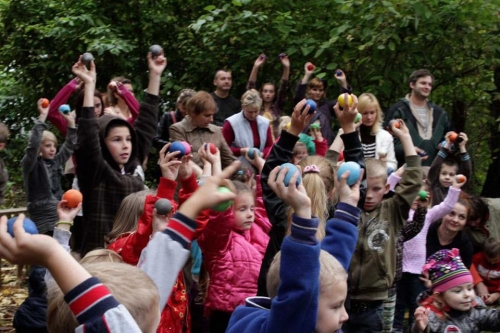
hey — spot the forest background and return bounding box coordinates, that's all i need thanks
[1,0,500,208]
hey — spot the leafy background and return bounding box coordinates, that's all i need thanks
[0,0,500,208]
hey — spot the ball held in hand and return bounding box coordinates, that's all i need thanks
[82,52,94,66]
[280,163,302,187]
[212,187,233,212]
[354,113,361,123]
[41,99,50,108]
[7,217,38,237]
[307,63,315,71]
[278,53,286,59]
[59,104,71,114]
[149,44,162,58]
[418,190,429,201]
[337,94,353,109]
[205,142,217,154]
[302,99,317,114]
[337,161,361,186]
[388,119,400,130]
[62,189,83,208]
[168,141,188,157]
[155,199,172,215]
[456,174,467,183]
[448,131,458,142]
[248,148,260,159]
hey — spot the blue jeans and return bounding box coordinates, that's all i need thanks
[392,273,425,333]
[343,299,384,333]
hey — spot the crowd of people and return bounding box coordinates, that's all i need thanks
[1,48,500,333]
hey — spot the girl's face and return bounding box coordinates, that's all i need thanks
[233,192,255,231]
[261,84,275,103]
[442,203,468,233]
[439,164,457,188]
[191,109,215,128]
[361,108,377,127]
[293,147,308,165]
[440,282,475,311]
[94,96,103,117]
[308,86,324,102]
[40,140,57,159]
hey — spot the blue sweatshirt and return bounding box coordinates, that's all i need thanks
[226,202,360,333]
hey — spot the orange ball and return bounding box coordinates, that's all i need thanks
[388,119,400,129]
[449,132,458,142]
[456,175,467,183]
[41,98,49,108]
[62,189,83,208]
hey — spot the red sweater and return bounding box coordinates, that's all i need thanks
[222,118,273,157]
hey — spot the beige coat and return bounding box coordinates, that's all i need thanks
[169,117,236,168]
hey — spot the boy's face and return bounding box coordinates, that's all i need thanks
[316,279,348,333]
[40,140,57,159]
[439,164,457,188]
[364,176,389,211]
[105,126,132,169]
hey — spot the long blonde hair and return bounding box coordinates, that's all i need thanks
[105,190,152,246]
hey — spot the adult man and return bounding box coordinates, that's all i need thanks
[384,69,452,166]
[211,70,241,126]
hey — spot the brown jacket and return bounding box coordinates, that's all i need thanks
[169,118,235,168]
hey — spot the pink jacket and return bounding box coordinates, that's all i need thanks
[197,199,271,314]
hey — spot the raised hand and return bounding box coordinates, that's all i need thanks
[288,99,315,136]
[158,143,182,181]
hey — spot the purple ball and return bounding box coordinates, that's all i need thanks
[280,163,302,187]
[168,141,187,157]
[278,53,286,59]
[337,161,361,186]
[7,216,38,237]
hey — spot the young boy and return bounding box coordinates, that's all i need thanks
[428,131,471,206]
[226,146,361,332]
[343,119,422,333]
[0,161,241,333]
[72,52,165,256]
[0,121,9,206]
[22,100,76,235]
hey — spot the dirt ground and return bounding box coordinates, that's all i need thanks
[0,259,28,333]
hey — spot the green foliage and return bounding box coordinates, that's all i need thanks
[0,0,499,199]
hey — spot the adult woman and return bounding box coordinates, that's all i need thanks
[293,63,352,144]
[169,91,235,168]
[105,76,140,124]
[222,89,273,161]
[426,199,474,268]
[246,54,290,140]
[153,88,196,150]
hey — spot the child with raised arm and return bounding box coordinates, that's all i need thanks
[73,50,165,255]
[412,248,500,333]
[227,157,361,333]
[22,99,76,235]
[246,53,290,140]
[343,118,422,333]
[428,131,471,205]
[0,161,242,333]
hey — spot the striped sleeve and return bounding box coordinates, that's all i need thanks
[164,212,197,248]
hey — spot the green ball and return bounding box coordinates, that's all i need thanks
[418,190,428,201]
[354,113,362,123]
[212,187,233,212]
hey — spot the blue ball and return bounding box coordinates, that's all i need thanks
[168,141,187,157]
[248,148,260,159]
[303,99,317,114]
[59,104,71,114]
[280,163,302,187]
[337,161,361,186]
[7,216,38,237]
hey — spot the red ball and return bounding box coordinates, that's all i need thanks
[41,98,49,108]
[307,64,315,71]
[205,142,217,154]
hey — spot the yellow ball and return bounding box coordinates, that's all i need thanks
[338,94,353,109]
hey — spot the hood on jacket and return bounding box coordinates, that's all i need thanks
[97,115,139,174]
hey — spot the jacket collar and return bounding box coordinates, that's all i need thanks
[183,117,217,133]
[245,296,271,310]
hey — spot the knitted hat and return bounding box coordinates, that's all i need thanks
[423,248,472,293]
